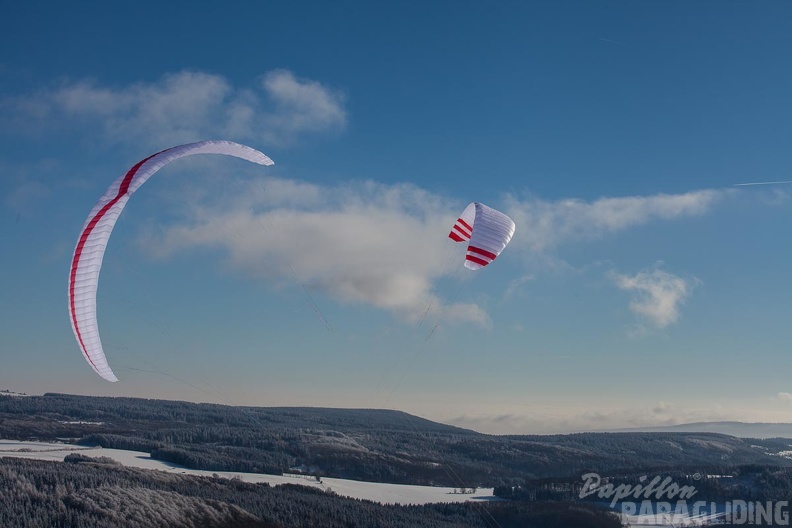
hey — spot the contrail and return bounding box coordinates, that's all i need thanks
[734,180,792,186]
[598,37,627,47]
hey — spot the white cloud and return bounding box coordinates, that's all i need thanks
[504,274,535,299]
[139,176,488,326]
[0,70,346,147]
[777,392,792,406]
[610,263,696,329]
[260,70,347,141]
[445,402,732,435]
[504,190,724,253]
[133,174,723,329]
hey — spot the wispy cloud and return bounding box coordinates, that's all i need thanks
[136,176,723,327]
[610,263,697,329]
[139,176,487,326]
[504,190,724,254]
[259,70,347,143]
[446,402,732,435]
[0,70,346,147]
[504,274,535,299]
[776,392,792,406]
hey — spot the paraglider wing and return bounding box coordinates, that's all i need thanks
[68,140,274,382]
[448,202,515,270]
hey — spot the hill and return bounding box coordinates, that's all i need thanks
[2,392,790,487]
[609,421,792,439]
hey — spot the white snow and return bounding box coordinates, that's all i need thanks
[0,439,499,505]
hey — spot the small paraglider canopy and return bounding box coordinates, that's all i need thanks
[68,140,274,382]
[448,202,515,270]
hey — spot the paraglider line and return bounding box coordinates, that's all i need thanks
[118,363,270,429]
[288,264,334,333]
[119,365,218,397]
[250,193,335,335]
[423,281,465,343]
[415,302,434,327]
[423,322,440,342]
[387,411,503,528]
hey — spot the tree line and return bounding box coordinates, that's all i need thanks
[0,456,623,528]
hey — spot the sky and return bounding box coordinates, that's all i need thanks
[2,1,792,435]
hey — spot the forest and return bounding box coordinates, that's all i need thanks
[2,392,790,488]
[0,456,623,528]
[494,464,792,503]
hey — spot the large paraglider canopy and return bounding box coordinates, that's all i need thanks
[68,140,274,382]
[448,202,515,270]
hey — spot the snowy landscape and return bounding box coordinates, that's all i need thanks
[0,440,724,527]
[0,439,498,506]
[2,393,792,527]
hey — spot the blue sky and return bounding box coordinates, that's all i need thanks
[2,1,792,434]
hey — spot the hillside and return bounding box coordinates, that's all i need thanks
[610,421,792,439]
[1,392,790,487]
[0,456,626,528]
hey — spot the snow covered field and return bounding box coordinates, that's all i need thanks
[5,440,719,526]
[9,440,734,526]
[0,440,499,506]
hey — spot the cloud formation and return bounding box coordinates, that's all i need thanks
[135,176,725,328]
[260,70,347,141]
[499,191,718,328]
[0,70,346,147]
[446,401,732,435]
[611,263,696,329]
[777,392,792,406]
[140,177,487,326]
[504,190,723,253]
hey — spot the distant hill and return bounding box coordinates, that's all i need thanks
[609,421,792,439]
[2,392,791,487]
[0,390,30,397]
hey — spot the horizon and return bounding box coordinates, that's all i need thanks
[2,1,792,435]
[4,388,792,438]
